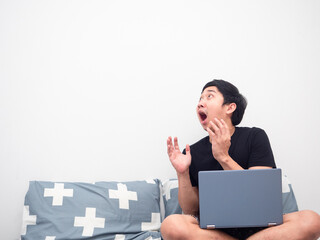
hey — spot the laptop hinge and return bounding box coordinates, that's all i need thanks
[268,223,277,227]
[207,225,216,229]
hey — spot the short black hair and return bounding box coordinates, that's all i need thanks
[202,79,247,126]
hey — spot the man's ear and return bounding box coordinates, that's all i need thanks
[226,103,237,114]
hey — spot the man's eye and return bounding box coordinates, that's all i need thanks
[207,94,213,99]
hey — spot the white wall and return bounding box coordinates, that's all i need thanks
[1,0,320,239]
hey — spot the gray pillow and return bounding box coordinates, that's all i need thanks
[282,174,299,214]
[21,180,161,240]
[114,231,162,240]
[162,179,182,218]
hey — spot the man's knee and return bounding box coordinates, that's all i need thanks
[288,210,320,239]
[299,210,320,238]
[161,214,195,240]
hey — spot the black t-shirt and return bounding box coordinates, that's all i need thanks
[185,127,276,187]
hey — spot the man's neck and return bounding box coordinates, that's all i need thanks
[229,125,236,136]
[225,118,236,137]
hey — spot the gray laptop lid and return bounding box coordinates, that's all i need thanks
[198,169,283,229]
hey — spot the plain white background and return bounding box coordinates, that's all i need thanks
[1,0,320,239]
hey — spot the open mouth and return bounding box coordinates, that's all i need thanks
[199,111,207,122]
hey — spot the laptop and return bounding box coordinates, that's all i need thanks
[198,169,283,229]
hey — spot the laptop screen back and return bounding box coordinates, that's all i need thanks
[198,169,283,229]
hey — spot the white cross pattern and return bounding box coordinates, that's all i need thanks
[163,180,178,201]
[141,212,161,231]
[44,183,73,206]
[74,207,105,237]
[145,179,156,184]
[114,234,126,240]
[109,183,138,209]
[21,205,37,235]
[45,237,56,240]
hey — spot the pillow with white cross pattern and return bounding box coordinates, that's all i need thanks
[21,180,162,240]
[161,179,182,218]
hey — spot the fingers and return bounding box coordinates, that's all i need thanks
[220,118,229,135]
[208,118,229,136]
[208,119,220,135]
[214,118,223,130]
[185,144,191,156]
[174,137,180,151]
[207,126,215,139]
[167,136,173,155]
[167,136,181,155]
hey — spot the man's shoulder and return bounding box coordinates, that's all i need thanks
[190,135,210,149]
[235,126,269,143]
[236,126,266,135]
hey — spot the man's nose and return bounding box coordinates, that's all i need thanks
[197,99,206,109]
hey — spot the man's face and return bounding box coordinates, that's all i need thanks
[197,86,229,130]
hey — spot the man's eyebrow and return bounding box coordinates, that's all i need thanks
[206,89,217,93]
[201,89,216,96]
[200,89,216,99]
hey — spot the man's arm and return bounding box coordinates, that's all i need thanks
[177,171,199,216]
[167,137,199,215]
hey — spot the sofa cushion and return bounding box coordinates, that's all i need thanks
[21,179,161,240]
[161,179,182,218]
[282,174,299,214]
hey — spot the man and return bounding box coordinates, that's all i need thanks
[161,80,320,240]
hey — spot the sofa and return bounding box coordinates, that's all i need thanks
[21,173,298,240]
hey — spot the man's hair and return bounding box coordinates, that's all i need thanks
[202,79,247,126]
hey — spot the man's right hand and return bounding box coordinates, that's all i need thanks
[167,136,191,174]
